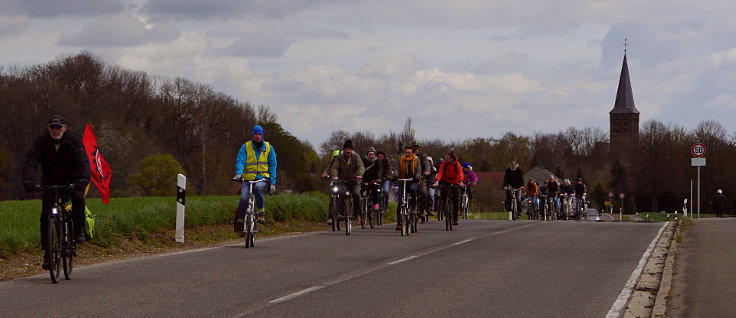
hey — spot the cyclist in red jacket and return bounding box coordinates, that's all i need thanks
[432,151,464,225]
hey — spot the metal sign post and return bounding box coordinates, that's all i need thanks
[619,193,625,222]
[691,143,706,219]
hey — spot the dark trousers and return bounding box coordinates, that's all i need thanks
[361,183,381,205]
[40,188,85,252]
[440,184,461,222]
[417,179,428,212]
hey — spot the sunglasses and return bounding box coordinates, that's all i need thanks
[49,124,63,129]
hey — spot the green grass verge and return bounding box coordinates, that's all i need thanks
[0,192,332,259]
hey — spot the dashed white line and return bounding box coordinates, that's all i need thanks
[387,255,419,265]
[269,286,325,304]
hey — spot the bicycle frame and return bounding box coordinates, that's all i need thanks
[240,178,267,247]
[397,179,414,236]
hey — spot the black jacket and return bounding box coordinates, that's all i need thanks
[713,193,729,213]
[503,167,524,189]
[23,130,90,185]
[361,156,383,182]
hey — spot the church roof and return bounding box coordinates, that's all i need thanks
[610,54,640,114]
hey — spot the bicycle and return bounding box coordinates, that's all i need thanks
[396,179,415,236]
[39,184,77,283]
[441,183,463,230]
[234,178,267,248]
[331,179,357,235]
[575,195,588,222]
[361,182,381,229]
[506,186,523,220]
[460,187,470,220]
[561,193,573,220]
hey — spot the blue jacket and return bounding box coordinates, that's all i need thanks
[235,141,277,185]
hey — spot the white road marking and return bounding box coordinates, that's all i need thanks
[453,239,473,246]
[269,286,325,304]
[606,221,669,318]
[387,255,419,265]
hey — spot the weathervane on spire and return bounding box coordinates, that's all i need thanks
[623,38,629,55]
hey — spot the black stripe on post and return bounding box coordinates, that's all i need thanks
[177,186,186,205]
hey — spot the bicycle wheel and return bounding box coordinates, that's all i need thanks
[47,217,61,283]
[403,214,411,236]
[345,199,352,235]
[360,197,367,229]
[330,195,340,231]
[63,219,74,280]
[369,207,376,229]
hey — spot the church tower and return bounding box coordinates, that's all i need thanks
[610,52,640,153]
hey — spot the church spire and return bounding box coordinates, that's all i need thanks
[610,52,640,114]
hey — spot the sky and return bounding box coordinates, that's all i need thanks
[2,0,736,146]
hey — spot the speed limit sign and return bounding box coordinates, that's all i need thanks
[692,143,706,157]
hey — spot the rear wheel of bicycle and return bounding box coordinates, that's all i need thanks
[48,218,61,283]
[63,220,74,280]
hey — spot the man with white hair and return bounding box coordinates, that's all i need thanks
[713,189,729,218]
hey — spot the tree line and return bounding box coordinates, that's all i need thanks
[0,52,318,200]
[2,52,733,214]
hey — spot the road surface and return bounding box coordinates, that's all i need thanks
[0,219,664,317]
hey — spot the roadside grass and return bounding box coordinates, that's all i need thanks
[0,192,332,259]
[635,212,717,222]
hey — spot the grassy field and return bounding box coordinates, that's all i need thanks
[0,192,332,259]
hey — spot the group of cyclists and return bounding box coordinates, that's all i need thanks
[503,161,589,220]
[321,139,479,232]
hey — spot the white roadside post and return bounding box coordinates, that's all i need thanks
[691,143,706,219]
[176,174,186,243]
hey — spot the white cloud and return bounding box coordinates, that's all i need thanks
[57,13,179,47]
[0,16,30,37]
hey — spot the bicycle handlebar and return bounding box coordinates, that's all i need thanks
[39,184,75,192]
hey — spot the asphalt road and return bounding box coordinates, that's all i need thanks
[670,218,736,317]
[0,219,663,317]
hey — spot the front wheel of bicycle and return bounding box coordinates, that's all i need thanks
[369,209,376,229]
[245,215,254,248]
[47,217,62,283]
[63,219,74,280]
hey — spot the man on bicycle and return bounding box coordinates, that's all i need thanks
[432,151,464,225]
[330,139,365,223]
[462,163,478,205]
[574,177,587,217]
[234,124,277,227]
[545,175,560,211]
[410,141,431,219]
[396,146,421,230]
[22,115,90,270]
[561,179,574,217]
[377,150,393,214]
[502,161,524,212]
[524,178,540,216]
[361,147,383,211]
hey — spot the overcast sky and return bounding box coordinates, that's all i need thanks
[2,0,735,145]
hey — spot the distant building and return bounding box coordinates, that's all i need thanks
[609,53,640,154]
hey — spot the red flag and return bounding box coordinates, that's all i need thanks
[83,124,112,204]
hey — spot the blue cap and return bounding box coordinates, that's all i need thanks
[462,163,471,168]
[252,125,264,135]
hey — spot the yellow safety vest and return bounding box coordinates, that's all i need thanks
[243,141,271,180]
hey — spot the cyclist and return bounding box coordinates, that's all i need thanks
[233,124,277,229]
[545,175,560,211]
[361,147,383,211]
[524,178,540,216]
[410,141,431,219]
[321,149,341,179]
[502,161,524,213]
[395,146,421,230]
[22,115,90,270]
[432,151,464,225]
[377,150,393,213]
[330,139,365,224]
[561,179,574,217]
[574,178,588,217]
[426,156,437,215]
[462,163,478,205]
